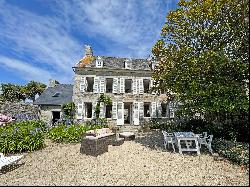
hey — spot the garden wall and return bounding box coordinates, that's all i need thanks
[0,101,40,121]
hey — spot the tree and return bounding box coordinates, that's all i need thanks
[1,83,26,102]
[152,0,249,121]
[94,93,112,119]
[61,102,76,124]
[22,81,46,102]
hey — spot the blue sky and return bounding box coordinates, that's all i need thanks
[0,0,179,85]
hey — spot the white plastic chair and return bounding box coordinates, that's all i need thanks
[162,131,176,152]
[206,135,213,154]
[198,132,208,148]
[0,153,24,170]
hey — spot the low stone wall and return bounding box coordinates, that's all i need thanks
[0,101,40,121]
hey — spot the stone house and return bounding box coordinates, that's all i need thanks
[33,81,73,124]
[72,45,176,126]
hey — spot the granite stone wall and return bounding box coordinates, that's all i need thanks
[0,101,40,121]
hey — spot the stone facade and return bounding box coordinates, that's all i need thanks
[0,101,40,121]
[39,105,62,123]
[72,45,176,126]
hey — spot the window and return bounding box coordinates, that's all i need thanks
[105,104,112,118]
[52,92,61,97]
[86,77,94,92]
[125,79,132,93]
[124,60,132,69]
[161,103,167,117]
[96,57,103,68]
[85,103,92,118]
[144,103,150,117]
[143,79,150,93]
[106,78,113,93]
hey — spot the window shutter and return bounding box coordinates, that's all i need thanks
[169,109,175,118]
[99,77,106,93]
[80,77,86,92]
[112,102,117,119]
[119,78,125,93]
[139,79,143,94]
[93,77,99,93]
[132,78,137,94]
[157,102,162,118]
[92,102,97,119]
[139,102,144,119]
[117,102,124,125]
[77,102,83,119]
[113,78,119,93]
[100,102,104,118]
[133,102,139,125]
[150,79,156,94]
[151,102,157,118]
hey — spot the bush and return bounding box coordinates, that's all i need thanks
[47,123,104,143]
[212,138,249,165]
[0,120,46,154]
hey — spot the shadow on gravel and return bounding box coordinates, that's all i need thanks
[134,130,166,151]
[134,130,213,156]
[0,162,25,175]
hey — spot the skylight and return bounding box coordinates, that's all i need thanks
[52,92,61,97]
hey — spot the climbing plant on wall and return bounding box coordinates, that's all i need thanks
[94,93,112,119]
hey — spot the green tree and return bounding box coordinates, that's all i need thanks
[1,83,26,102]
[61,102,76,124]
[152,0,249,121]
[22,81,46,102]
[95,93,112,119]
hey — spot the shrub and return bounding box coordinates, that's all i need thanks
[47,123,104,143]
[0,120,46,154]
[212,138,249,165]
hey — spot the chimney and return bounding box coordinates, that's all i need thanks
[49,79,60,87]
[84,45,93,57]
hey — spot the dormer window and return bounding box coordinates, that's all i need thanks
[52,92,61,97]
[96,56,103,68]
[124,59,132,69]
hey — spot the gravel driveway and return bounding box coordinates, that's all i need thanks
[0,131,249,186]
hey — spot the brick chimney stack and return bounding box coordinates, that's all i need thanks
[49,79,60,87]
[84,45,93,57]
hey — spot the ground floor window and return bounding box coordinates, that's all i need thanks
[85,102,92,118]
[161,103,167,117]
[144,103,150,117]
[105,104,112,118]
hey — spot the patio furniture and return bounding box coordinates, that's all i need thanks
[162,131,176,152]
[80,128,115,156]
[203,135,213,154]
[119,132,135,141]
[173,132,200,155]
[0,153,24,170]
[197,132,208,148]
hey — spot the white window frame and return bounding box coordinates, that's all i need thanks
[96,56,103,68]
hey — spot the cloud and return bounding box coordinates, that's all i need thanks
[0,0,179,84]
[0,1,81,83]
[53,0,179,58]
[0,55,54,83]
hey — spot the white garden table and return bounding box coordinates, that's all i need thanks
[173,132,200,155]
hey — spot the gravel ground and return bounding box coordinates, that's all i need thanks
[0,131,249,186]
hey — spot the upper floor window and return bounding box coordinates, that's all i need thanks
[124,59,132,69]
[96,56,103,68]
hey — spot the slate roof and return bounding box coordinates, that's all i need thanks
[33,84,73,105]
[75,56,152,70]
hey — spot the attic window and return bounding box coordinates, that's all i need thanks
[124,60,132,69]
[96,57,103,68]
[52,92,61,97]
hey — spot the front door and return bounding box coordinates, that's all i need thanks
[52,111,60,124]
